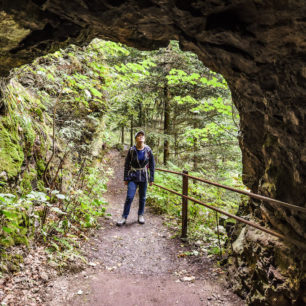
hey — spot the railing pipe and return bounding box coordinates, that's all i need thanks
[153,183,306,250]
[155,168,306,214]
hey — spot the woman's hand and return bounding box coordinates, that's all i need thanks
[149,182,153,186]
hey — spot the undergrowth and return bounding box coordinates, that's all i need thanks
[147,162,248,257]
[0,164,111,274]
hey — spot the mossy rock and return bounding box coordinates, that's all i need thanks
[36,159,46,177]
[36,179,45,191]
[0,253,24,273]
[20,168,37,194]
[0,118,24,178]
[30,106,43,121]
[5,253,24,273]
[17,114,35,149]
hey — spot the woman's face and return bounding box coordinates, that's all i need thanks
[136,134,145,144]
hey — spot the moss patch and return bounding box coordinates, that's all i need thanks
[0,118,24,178]
[0,253,24,273]
[20,168,37,194]
[36,158,45,177]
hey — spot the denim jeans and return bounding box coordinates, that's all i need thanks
[122,181,148,218]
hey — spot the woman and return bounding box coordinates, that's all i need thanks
[117,130,155,226]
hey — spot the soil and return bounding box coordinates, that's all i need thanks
[45,150,245,306]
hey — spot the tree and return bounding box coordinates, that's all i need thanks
[100,39,240,179]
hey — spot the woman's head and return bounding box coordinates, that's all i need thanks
[135,131,145,145]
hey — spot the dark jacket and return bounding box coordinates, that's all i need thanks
[124,145,155,183]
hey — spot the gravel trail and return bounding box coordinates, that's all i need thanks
[47,150,245,306]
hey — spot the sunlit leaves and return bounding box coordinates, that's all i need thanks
[89,87,103,98]
[173,95,198,105]
[167,68,226,88]
[51,207,66,214]
[199,76,226,88]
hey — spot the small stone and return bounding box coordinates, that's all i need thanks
[32,287,40,293]
[14,277,26,283]
[77,290,83,295]
[0,171,8,180]
[181,276,195,282]
[84,89,92,100]
[40,272,49,282]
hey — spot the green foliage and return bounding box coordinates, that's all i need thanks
[0,118,24,178]
[0,193,32,248]
[20,169,37,194]
[0,163,109,270]
[65,166,109,229]
[147,163,247,255]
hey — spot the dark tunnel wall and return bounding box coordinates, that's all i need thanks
[0,0,306,303]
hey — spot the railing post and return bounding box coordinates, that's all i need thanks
[181,170,188,239]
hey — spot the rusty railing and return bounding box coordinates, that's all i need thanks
[153,168,306,250]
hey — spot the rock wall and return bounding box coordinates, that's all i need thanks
[0,42,107,194]
[0,0,305,303]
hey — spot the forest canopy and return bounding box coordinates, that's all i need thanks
[99,39,241,179]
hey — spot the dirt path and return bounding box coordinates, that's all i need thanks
[46,150,245,306]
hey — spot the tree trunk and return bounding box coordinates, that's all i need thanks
[121,126,124,144]
[163,84,170,165]
[193,138,198,171]
[173,102,178,158]
[130,117,133,147]
[174,132,178,158]
[193,121,198,171]
[138,100,142,127]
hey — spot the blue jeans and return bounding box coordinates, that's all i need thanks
[122,181,148,218]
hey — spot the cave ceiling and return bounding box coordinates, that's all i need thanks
[0,0,304,78]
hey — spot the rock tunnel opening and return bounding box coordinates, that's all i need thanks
[0,0,305,303]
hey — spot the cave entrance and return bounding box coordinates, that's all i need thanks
[0,37,243,253]
[100,39,242,180]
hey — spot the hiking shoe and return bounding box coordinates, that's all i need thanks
[116,217,126,226]
[138,215,145,224]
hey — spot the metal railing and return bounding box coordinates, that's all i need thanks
[153,168,306,250]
